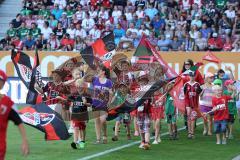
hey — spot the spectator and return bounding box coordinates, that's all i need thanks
[53,22,66,39]
[81,12,95,33]
[118,30,133,50]
[171,36,182,51]
[208,32,224,51]
[191,14,202,28]
[11,14,22,29]
[218,14,232,35]
[231,41,240,52]
[139,24,150,36]
[112,6,122,24]
[147,31,158,46]
[119,15,128,31]
[224,5,236,20]
[35,34,45,50]
[54,0,66,10]
[223,36,233,51]
[66,23,76,39]
[38,5,51,19]
[36,15,45,31]
[195,32,208,51]
[59,12,69,29]
[75,23,87,39]
[89,24,101,41]
[41,21,53,40]
[113,23,126,45]
[124,7,133,22]
[6,23,17,39]
[23,34,35,50]
[60,33,74,51]
[182,33,194,51]
[25,14,36,28]
[30,23,41,39]
[49,14,58,29]
[47,33,60,51]
[18,22,30,40]
[157,35,172,51]
[151,14,165,31]
[73,36,86,52]
[98,6,109,20]
[89,6,98,19]
[126,23,138,35]
[166,14,177,30]
[144,4,158,20]
[189,25,199,40]
[200,23,212,39]
[233,14,240,36]
[75,5,86,21]
[164,25,174,40]
[132,32,140,48]
[143,15,152,29]
[51,4,63,20]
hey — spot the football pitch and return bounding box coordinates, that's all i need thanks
[6,118,240,160]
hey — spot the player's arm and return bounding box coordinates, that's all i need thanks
[8,109,29,156]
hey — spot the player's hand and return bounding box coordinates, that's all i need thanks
[21,139,29,156]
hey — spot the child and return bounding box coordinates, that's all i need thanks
[151,89,165,144]
[0,70,29,159]
[223,80,237,139]
[68,91,91,149]
[111,83,131,141]
[210,85,236,144]
[136,72,152,150]
[165,83,178,140]
[199,72,214,136]
[184,71,202,139]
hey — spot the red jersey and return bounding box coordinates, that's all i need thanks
[184,81,202,108]
[212,96,231,121]
[0,96,14,158]
[43,82,68,105]
[182,70,204,85]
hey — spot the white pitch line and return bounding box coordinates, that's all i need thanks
[232,155,240,160]
[77,122,203,160]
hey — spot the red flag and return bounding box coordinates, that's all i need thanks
[169,77,185,113]
[202,51,221,64]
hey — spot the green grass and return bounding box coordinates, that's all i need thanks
[6,118,240,160]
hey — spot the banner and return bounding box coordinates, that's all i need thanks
[0,51,240,80]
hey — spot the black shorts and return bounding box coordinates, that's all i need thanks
[228,114,235,124]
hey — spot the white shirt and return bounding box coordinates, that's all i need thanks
[139,29,150,36]
[125,12,133,21]
[224,10,236,19]
[98,11,109,20]
[41,27,52,40]
[112,10,122,24]
[75,11,86,20]
[81,18,95,31]
[66,28,76,39]
[89,28,101,40]
[136,10,144,19]
[75,29,87,39]
[126,28,138,35]
[37,19,44,30]
[89,10,98,19]
[54,0,66,9]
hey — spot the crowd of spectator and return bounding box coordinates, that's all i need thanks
[0,0,240,52]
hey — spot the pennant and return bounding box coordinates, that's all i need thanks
[202,51,221,64]
[19,103,70,140]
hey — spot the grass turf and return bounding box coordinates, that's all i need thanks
[6,118,240,160]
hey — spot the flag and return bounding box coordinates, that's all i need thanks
[169,77,186,113]
[11,49,32,88]
[202,51,221,63]
[133,35,178,79]
[19,103,70,140]
[80,32,116,68]
[26,49,43,104]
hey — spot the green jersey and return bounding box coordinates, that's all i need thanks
[20,9,32,16]
[7,28,17,37]
[223,90,237,115]
[66,10,74,18]
[216,0,227,9]
[30,28,41,38]
[38,9,51,18]
[165,94,175,115]
[18,27,30,39]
